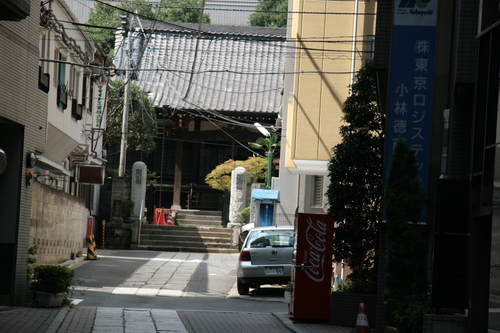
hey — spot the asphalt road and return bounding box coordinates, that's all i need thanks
[71,249,289,314]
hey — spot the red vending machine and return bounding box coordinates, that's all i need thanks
[290,213,334,320]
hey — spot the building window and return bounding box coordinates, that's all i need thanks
[311,175,324,207]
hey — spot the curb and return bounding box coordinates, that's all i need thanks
[60,255,85,269]
[273,312,306,333]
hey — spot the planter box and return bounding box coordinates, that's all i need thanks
[330,292,377,327]
[423,314,467,333]
[36,291,66,308]
[284,291,291,303]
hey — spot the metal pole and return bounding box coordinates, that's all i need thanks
[266,146,272,189]
[102,220,106,249]
[349,0,359,93]
[118,18,131,177]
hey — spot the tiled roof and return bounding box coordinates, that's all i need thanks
[113,22,286,114]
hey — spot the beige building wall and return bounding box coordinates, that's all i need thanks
[286,0,377,170]
[276,1,376,221]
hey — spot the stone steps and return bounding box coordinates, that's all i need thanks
[134,210,237,253]
[175,210,223,228]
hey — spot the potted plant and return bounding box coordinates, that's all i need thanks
[31,265,74,307]
[283,282,292,303]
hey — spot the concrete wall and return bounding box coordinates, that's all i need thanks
[30,182,88,264]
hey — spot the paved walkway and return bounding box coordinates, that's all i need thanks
[0,250,353,332]
[0,306,353,333]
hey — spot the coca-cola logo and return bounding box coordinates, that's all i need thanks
[303,216,328,282]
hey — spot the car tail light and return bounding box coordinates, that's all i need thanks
[239,250,251,261]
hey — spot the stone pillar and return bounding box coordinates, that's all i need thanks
[131,161,147,245]
[131,161,147,218]
[228,167,247,225]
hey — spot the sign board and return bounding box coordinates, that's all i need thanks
[77,164,105,185]
[384,0,438,222]
[92,82,107,130]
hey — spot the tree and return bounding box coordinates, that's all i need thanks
[249,0,287,28]
[86,0,154,58]
[248,134,280,188]
[157,0,210,24]
[205,157,267,191]
[86,0,210,59]
[385,136,429,333]
[326,60,383,273]
[105,80,157,155]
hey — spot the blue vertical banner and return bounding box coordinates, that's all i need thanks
[385,0,438,222]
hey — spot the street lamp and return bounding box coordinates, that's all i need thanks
[254,123,272,189]
[254,122,270,137]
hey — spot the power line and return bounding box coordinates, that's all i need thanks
[39,58,361,76]
[92,0,376,16]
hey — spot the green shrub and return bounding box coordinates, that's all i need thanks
[392,294,431,333]
[31,265,74,294]
[27,245,38,280]
[240,206,251,223]
[333,269,377,294]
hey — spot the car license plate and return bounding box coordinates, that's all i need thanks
[265,267,283,275]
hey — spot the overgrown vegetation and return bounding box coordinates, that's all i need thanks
[205,157,267,191]
[249,0,288,27]
[326,60,383,290]
[105,80,157,155]
[156,0,210,24]
[384,137,429,332]
[248,134,280,188]
[87,0,210,58]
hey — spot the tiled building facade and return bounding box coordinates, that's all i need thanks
[0,0,48,305]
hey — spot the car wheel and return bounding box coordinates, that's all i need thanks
[237,279,250,295]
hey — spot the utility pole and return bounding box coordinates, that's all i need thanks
[118,15,130,177]
[254,123,272,189]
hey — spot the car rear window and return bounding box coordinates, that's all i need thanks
[246,229,294,248]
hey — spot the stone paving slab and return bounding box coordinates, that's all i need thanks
[0,306,353,333]
[178,310,293,333]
